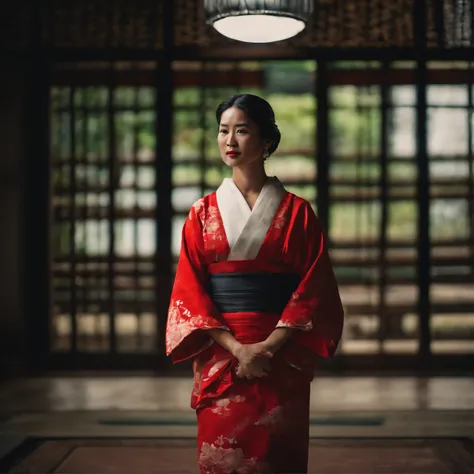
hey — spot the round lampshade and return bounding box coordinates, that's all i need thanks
[204,0,313,44]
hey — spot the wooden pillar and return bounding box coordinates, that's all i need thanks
[414,0,432,364]
[25,0,51,371]
[316,60,330,231]
[155,0,174,367]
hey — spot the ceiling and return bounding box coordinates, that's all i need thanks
[1,0,472,55]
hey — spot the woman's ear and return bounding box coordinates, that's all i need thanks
[262,139,272,155]
[263,141,272,160]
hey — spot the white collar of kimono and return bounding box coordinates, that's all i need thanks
[216,176,286,261]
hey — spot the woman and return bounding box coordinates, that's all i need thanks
[166,94,344,474]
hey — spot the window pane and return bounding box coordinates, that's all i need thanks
[391,86,416,106]
[266,155,315,182]
[115,313,157,353]
[330,202,381,241]
[172,186,201,213]
[430,161,470,179]
[389,108,416,157]
[427,85,468,106]
[114,219,156,256]
[387,201,417,240]
[172,216,186,259]
[430,199,469,240]
[428,109,468,155]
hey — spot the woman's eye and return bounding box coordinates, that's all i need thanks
[237,129,247,134]
[219,129,227,134]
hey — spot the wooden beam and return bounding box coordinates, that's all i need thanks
[52,69,265,87]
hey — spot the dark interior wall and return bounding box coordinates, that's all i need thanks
[0,58,29,378]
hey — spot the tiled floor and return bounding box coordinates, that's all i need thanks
[6,438,474,474]
[0,376,473,469]
[1,376,474,413]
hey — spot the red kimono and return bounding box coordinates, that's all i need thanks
[166,177,344,474]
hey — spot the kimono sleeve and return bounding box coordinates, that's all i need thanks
[165,204,228,363]
[277,201,344,358]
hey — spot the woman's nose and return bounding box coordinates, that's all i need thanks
[226,133,237,146]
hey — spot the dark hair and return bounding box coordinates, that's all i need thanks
[216,94,281,158]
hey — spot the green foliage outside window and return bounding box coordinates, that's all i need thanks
[51,62,472,257]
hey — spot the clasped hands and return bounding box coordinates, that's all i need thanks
[208,327,291,380]
[232,342,273,379]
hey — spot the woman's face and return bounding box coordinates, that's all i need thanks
[217,106,268,168]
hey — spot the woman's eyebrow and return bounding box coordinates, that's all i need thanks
[220,123,249,127]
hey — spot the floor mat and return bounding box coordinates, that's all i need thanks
[98,414,385,426]
[1,437,473,473]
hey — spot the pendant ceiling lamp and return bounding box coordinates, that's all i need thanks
[204,1,313,44]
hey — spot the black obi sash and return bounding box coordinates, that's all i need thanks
[208,272,300,314]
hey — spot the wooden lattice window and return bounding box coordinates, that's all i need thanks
[50,62,159,355]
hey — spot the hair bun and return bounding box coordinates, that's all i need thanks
[267,122,281,156]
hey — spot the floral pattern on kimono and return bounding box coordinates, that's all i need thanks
[166,177,344,474]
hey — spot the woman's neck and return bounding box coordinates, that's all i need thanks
[232,164,268,196]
